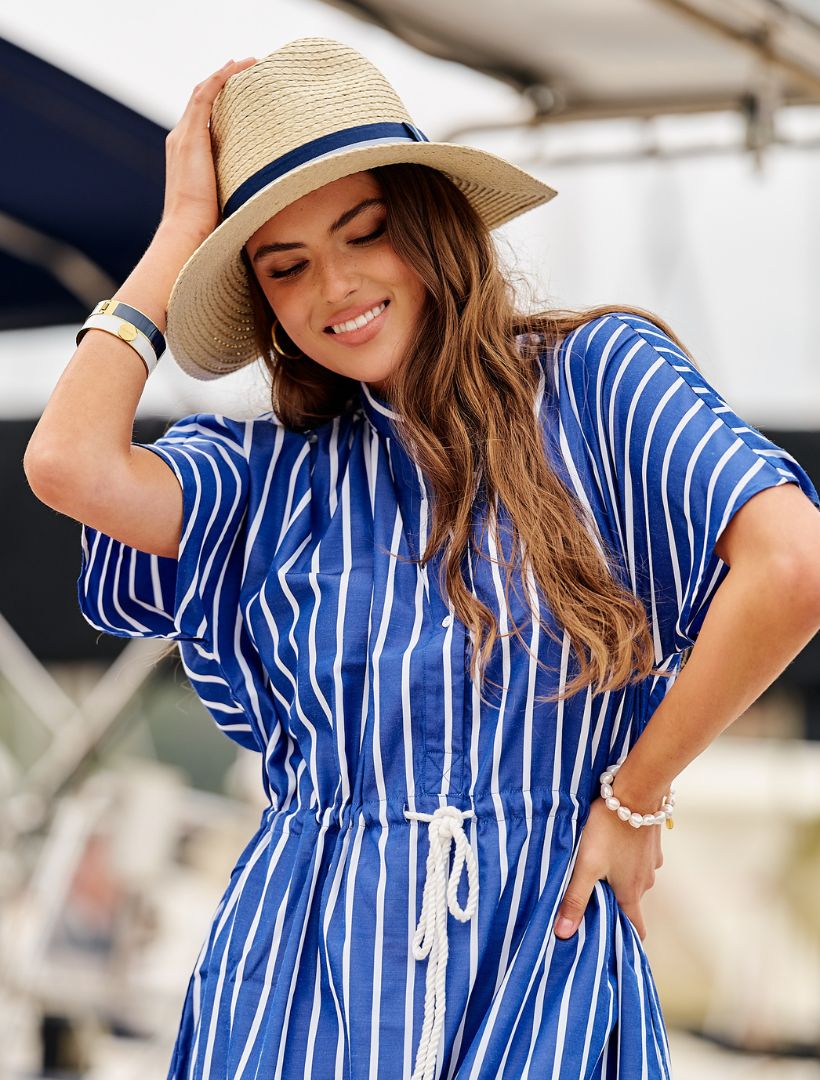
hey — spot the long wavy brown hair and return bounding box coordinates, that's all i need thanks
[216,163,696,703]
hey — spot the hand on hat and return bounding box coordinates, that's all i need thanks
[161,58,258,243]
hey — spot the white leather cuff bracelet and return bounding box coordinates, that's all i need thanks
[77,313,159,375]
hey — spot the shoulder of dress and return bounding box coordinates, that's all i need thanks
[552,311,680,385]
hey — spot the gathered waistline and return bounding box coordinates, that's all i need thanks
[260,786,590,833]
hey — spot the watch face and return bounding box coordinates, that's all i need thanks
[117,321,138,342]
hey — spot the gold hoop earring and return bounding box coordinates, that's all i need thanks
[270,318,301,360]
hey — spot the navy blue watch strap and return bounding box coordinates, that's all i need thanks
[92,300,167,358]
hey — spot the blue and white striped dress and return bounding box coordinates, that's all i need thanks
[78,312,820,1079]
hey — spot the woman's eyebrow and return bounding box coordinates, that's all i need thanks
[251,198,386,261]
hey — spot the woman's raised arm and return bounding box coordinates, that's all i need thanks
[23,57,256,559]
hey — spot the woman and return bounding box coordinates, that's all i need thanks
[24,38,820,1080]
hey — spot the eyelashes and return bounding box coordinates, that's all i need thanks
[268,264,304,280]
[267,223,387,280]
[350,222,387,246]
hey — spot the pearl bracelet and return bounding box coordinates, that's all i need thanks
[599,762,676,830]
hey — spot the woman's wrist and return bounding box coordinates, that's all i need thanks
[609,772,671,814]
[599,762,676,829]
[155,215,212,249]
[109,220,209,335]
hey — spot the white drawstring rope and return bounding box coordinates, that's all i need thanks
[403,804,479,1080]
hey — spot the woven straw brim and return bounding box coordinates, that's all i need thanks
[165,142,558,381]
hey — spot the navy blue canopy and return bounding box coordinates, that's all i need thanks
[0,34,167,330]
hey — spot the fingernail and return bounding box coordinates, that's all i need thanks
[555,916,574,936]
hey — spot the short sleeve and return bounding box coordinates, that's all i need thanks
[77,412,250,642]
[558,313,820,660]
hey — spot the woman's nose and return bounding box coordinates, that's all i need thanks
[316,253,361,300]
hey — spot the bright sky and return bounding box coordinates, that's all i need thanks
[3,0,820,426]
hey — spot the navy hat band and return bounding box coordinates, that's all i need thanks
[223,121,430,219]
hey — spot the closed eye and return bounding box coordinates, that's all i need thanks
[350,223,386,246]
[267,223,387,280]
[268,263,306,280]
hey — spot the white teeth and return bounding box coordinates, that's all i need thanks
[331,301,387,334]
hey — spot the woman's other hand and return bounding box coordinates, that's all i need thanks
[553,797,664,941]
[161,57,258,241]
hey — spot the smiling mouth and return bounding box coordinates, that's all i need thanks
[324,299,390,334]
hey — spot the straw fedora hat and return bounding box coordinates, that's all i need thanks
[165,37,559,381]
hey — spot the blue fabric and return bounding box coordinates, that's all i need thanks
[77,313,819,1078]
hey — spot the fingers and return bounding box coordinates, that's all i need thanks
[211,57,258,80]
[556,879,650,942]
[554,861,598,939]
[555,803,610,939]
[219,57,258,75]
[184,58,258,117]
[555,800,662,943]
[619,899,647,941]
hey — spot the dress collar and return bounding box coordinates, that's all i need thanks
[358,381,400,437]
[357,334,543,437]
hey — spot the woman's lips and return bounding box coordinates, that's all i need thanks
[325,300,390,346]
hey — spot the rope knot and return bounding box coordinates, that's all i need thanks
[403,804,479,1080]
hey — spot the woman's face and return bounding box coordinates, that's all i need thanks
[245,171,427,399]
